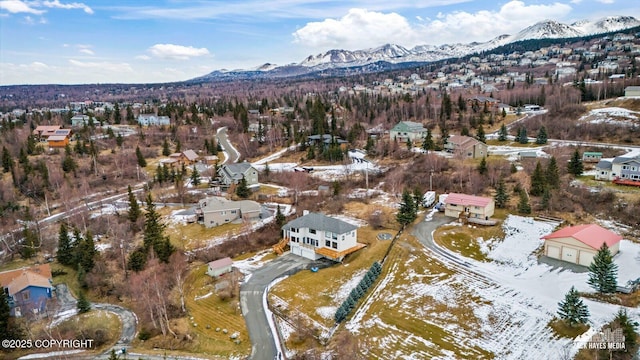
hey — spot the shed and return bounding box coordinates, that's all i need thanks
[582,152,602,163]
[542,224,622,267]
[206,257,233,277]
[624,86,640,97]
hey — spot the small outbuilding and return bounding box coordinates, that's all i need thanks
[542,224,622,266]
[206,257,233,277]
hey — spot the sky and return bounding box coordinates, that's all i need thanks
[0,0,639,86]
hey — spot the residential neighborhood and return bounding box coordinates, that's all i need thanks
[1,13,640,360]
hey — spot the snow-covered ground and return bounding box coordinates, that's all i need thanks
[345,215,640,359]
[488,145,549,161]
[578,107,640,126]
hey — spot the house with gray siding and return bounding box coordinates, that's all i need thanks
[218,162,259,187]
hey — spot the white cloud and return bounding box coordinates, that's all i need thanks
[42,0,93,14]
[293,8,414,50]
[148,44,210,60]
[0,0,44,14]
[293,1,574,50]
[135,55,151,60]
[596,0,614,3]
[79,48,94,55]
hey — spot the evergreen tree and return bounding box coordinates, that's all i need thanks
[116,133,124,147]
[587,243,618,293]
[476,124,486,143]
[56,222,74,266]
[530,161,546,196]
[517,190,531,214]
[396,189,417,226]
[275,205,286,228]
[406,137,412,151]
[77,291,91,313]
[190,165,201,186]
[613,308,638,352]
[264,162,270,179]
[140,194,174,263]
[127,247,147,272]
[518,127,528,144]
[127,185,140,223]
[19,225,39,259]
[0,288,12,340]
[108,349,119,360]
[162,138,171,156]
[567,149,584,176]
[498,124,508,142]
[541,188,552,210]
[478,157,488,175]
[510,163,518,174]
[494,178,509,209]
[545,157,560,189]
[422,128,434,152]
[1,146,13,173]
[135,146,147,168]
[535,126,548,144]
[76,230,96,273]
[557,286,589,326]
[236,176,251,199]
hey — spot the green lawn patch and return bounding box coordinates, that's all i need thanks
[548,318,590,338]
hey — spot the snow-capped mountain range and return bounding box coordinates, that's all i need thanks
[193,16,639,81]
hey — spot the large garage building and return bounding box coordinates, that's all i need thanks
[542,224,622,266]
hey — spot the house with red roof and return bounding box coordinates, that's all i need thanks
[206,257,233,277]
[541,224,622,266]
[443,193,495,224]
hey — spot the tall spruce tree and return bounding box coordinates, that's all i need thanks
[0,288,12,339]
[494,178,509,208]
[530,161,546,196]
[535,126,548,144]
[142,193,174,263]
[518,127,528,144]
[190,165,201,186]
[135,146,147,168]
[162,138,171,156]
[396,189,417,226]
[545,156,560,189]
[517,190,531,214]
[236,176,251,199]
[557,286,589,326]
[567,149,584,176]
[613,308,638,352]
[275,205,286,228]
[478,157,488,175]
[56,222,74,266]
[127,185,140,223]
[497,124,508,142]
[422,128,434,152]
[476,124,486,143]
[77,291,91,313]
[587,243,618,293]
[1,146,13,173]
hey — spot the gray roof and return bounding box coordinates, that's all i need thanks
[612,155,640,164]
[282,212,357,234]
[199,196,261,213]
[220,162,254,180]
[596,159,613,170]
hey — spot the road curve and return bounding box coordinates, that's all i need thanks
[240,254,315,360]
[216,127,240,164]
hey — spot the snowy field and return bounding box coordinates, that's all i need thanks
[344,215,640,359]
[578,107,640,126]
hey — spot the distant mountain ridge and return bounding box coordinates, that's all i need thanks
[192,15,640,82]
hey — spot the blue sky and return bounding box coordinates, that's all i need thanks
[0,0,638,85]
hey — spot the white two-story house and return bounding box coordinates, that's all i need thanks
[595,152,640,183]
[281,212,365,262]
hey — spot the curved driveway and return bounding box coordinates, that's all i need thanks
[216,127,240,164]
[240,254,314,360]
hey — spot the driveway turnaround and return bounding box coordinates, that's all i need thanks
[240,254,315,360]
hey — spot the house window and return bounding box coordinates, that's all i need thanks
[309,229,316,235]
[315,240,319,247]
[220,211,226,215]
[332,242,338,249]
[291,228,298,233]
[231,210,237,214]
[22,291,30,301]
[622,165,629,170]
[326,240,331,247]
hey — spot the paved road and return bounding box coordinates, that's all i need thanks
[240,254,315,360]
[216,127,240,164]
[47,284,138,359]
[413,212,476,270]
